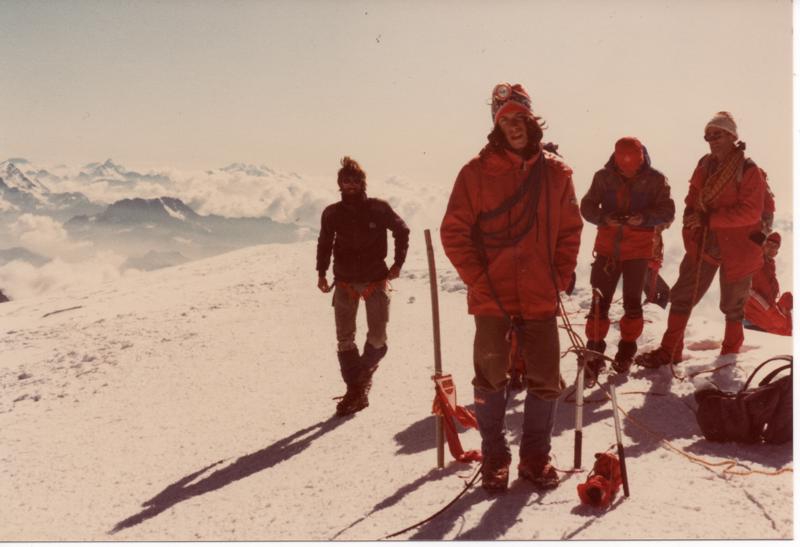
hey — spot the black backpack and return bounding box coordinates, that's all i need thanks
[694,356,792,444]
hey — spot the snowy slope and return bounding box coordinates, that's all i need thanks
[0,237,792,540]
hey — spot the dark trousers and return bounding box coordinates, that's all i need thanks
[472,314,562,459]
[588,255,648,321]
[472,315,563,400]
[669,253,752,321]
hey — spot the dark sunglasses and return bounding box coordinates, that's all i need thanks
[704,132,726,142]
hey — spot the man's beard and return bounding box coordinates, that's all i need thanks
[341,189,367,204]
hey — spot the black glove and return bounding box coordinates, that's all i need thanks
[565,272,576,295]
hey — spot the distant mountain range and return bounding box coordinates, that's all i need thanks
[65,196,306,259]
[77,159,172,187]
[0,160,103,221]
[0,158,314,263]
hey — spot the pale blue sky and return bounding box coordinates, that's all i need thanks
[0,0,792,203]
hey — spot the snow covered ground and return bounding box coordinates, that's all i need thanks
[0,233,792,540]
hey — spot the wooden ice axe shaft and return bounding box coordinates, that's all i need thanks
[424,229,445,469]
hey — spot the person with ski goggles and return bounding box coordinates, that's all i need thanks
[440,83,583,492]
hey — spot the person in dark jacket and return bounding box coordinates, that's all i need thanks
[580,137,675,385]
[317,156,410,416]
[636,112,766,368]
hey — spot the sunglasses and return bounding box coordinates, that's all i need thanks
[704,131,726,142]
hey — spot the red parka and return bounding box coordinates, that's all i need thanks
[751,256,779,303]
[440,145,583,319]
[581,154,675,261]
[682,155,766,281]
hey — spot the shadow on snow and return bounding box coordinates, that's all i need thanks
[109,416,346,535]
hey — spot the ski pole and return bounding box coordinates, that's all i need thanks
[574,355,585,469]
[609,383,630,497]
[424,229,445,469]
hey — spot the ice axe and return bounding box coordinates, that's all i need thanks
[424,229,445,469]
[609,383,630,497]
[574,353,585,469]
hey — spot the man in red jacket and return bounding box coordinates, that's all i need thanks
[440,83,583,492]
[636,112,766,368]
[580,137,675,385]
[744,232,792,336]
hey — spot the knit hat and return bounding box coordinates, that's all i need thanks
[613,137,644,175]
[705,111,738,139]
[766,232,781,246]
[491,83,533,125]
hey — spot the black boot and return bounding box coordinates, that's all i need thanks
[474,387,511,491]
[584,340,606,389]
[357,342,387,389]
[336,349,367,416]
[613,340,637,374]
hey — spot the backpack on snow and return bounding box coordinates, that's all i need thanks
[694,356,792,444]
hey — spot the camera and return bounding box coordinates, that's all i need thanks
[611,212,631,223]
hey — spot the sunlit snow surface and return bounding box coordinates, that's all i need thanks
[0,235,792,540]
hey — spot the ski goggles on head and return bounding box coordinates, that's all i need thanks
[491,82,532,123]
[492,83,514,102]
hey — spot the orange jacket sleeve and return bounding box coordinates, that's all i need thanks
[553,174,583,290]
[440,163,486,289]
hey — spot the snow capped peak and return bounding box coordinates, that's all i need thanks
[159,197,194,221]
[82,158,128,180]
[0,160,50,197]
[97,196,200,224]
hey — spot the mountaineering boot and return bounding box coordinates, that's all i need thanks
[359,342,388,384]
[584,340,606,388]
[720,321,744,355]
[634,347,673,369]
[519,393,559,489]
[481,453,512,492]
[518,453,559,490]
[335,348,367,416]
[474,387,511,491]
[635,312,690,369]
[613,340,637,374]
[337,343,388,416]
[355,342,388,405]
[520,392,556,456]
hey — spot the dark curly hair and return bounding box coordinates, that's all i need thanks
[337,156,366,189]
[485,116,546,159]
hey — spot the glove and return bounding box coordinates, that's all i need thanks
[565,272,576,295]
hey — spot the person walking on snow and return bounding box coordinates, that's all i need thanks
[316,156,410,416]
[440,83,583,492]
[580,137,675,386]
[636,112,766,368]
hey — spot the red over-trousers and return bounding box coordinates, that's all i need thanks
[579,145,675,368]
[744,256,792,336]
[657,152,766,360]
